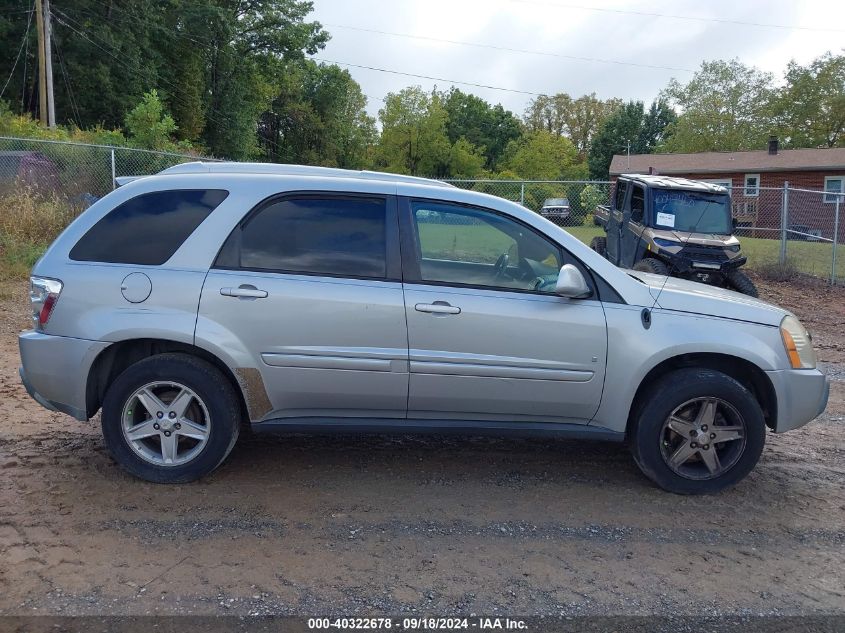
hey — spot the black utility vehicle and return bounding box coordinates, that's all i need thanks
[591,174,757,297]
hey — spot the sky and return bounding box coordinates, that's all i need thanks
[308,0,845,120]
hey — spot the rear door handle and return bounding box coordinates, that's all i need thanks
[415,302,461,315]
[220,285,268,299]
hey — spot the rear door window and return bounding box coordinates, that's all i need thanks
[70,189,228,265]
[216,196,388,279]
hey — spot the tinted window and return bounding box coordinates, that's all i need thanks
[70,189,227,265]
[614,181,628,210]
[630,184,645,221]
[412,201,563,293]
[231,197,387,278]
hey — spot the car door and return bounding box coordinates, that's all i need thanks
[196,193,409,420]
[605,180,628,265]
[621,183,647,267]
[400,197,608,424]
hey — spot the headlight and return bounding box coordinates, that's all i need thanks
[727,244,741,253]
[780,315,817,369]
[653,237,680,249]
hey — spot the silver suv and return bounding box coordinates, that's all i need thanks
[19,163,829,493]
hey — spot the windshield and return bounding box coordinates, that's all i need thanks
[652,189,732,234]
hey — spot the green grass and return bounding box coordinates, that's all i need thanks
[561,225,844,281]
[0,235,47,281]
[417,221,844,281]
[418,222,514,263]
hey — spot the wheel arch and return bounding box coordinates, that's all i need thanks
[85,338,252,425]
[626,352,778,434]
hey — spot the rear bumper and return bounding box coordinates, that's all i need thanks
[18,331,109,421]
[765,368,830,432]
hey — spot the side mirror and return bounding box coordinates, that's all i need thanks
[555,264,591,298]
[732,217,738,230]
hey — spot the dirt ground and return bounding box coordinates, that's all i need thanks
[0,274,843,617]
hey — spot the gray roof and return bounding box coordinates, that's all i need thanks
[159,161,454,188]
[610,147,845,176]
[619,173,728,193]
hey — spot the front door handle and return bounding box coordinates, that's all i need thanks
[220,285,268,299]
[415,302,461,315]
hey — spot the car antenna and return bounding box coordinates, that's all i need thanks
[646,192,719,323]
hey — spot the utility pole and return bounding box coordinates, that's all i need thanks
[43,0,55,127]
[34,0,55,128]
[34,0,47,126]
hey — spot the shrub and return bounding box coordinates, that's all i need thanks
[0,187,81,279]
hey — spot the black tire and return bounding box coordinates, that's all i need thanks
[101,353,241,483]
[725,269,758,297]
[633,257,669,275]
[629,368,766,494]
[590,236,607,257]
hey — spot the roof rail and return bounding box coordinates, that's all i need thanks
[158,162,454,188]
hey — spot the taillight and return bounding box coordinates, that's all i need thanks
[30,276,63,329]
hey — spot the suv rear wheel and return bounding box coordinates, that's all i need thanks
[630,368,765,494]
[101,353,241,483]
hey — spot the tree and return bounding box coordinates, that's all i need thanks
[500,130,578,180]
[260,61,375,168]
[660,59,776,153]
[124,90,179,150]
[772,52,845,148]
[524,93,621,156]
[586,99,677,179]
[588,101,645,180]
[580,184,608,224]
[441,88,522,170]
[637,99,677,152]
[377,87,450,176]
[0,0,329,158]
[447,137,486,178]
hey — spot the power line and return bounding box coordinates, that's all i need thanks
[506,0,845,33]
[51,8,287,157]
[314,58,548,96]
[21,3,30,110]
[0,4,34,101]
[324,24,695,73]
[51,23,82,125]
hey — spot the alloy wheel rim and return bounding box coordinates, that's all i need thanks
[659,397,747,480]
[121,381,211,467]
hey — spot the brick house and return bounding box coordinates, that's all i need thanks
[609,138,845,240]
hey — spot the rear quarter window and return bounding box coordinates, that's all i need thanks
[69,189,228,265]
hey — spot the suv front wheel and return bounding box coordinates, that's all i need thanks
[101,353,241,483]
[630,368,765,494]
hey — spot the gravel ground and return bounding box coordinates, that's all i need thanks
[0,274,843,617]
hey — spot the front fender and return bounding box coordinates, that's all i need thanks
[591,304,786,433]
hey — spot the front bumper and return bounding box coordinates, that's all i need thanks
[18,331,109,421]
[765,367,830,432]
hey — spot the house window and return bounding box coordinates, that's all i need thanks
[824,176,844,204]
[744,174,760,197]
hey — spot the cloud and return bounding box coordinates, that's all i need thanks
[309,0,845,119]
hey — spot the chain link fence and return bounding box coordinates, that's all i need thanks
[0,137,841,284]
[0,136,216,201]
[444,179,613,228]
[729,184,843,284]
[446,179,843,284]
